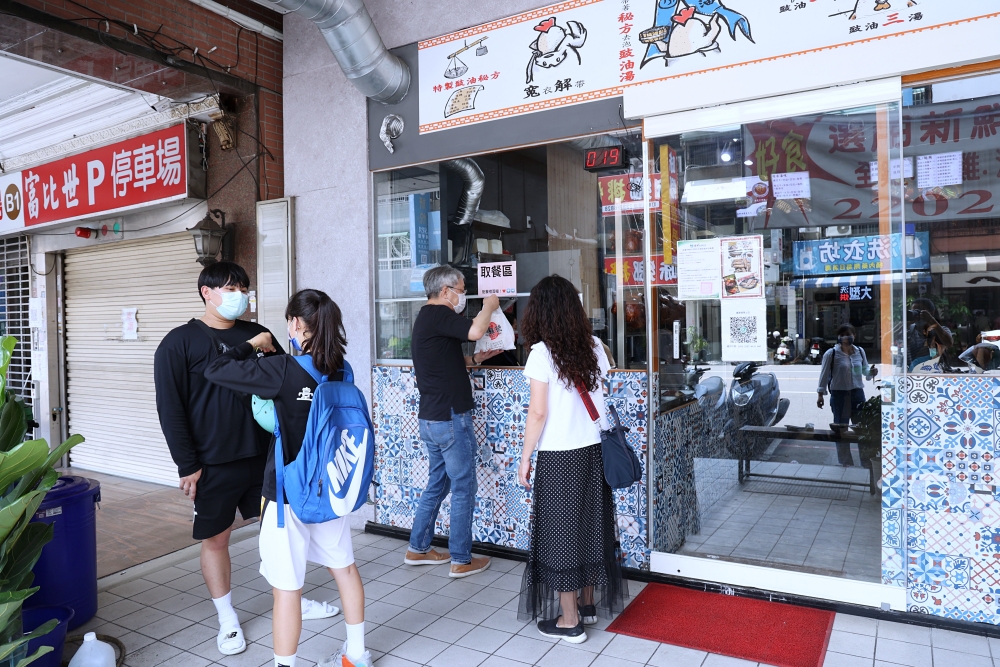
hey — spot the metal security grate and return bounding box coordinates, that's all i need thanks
[0,237,31,409]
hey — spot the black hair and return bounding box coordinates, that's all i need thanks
[521,275,601,393]
[285,289,348,377]
[911,298,939,319]
[197,262,250,303]
[837,324,857,337]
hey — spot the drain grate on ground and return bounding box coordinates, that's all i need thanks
[743,478,850,501]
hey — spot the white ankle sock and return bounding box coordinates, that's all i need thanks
[274,654,296,667]
[345,621,365,660]
[212,592,239,629]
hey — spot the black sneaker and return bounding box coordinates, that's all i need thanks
[537,617,587,644]
[579,604,598,625]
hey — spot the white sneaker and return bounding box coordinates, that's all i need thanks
[319,640,372,667]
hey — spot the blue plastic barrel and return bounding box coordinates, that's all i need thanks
[22,606,74,667]
[29,477,101,630]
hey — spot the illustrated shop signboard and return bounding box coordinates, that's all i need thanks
[417,0,997,133]
[0,124,190,234]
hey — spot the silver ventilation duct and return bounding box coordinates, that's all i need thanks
[258,0,409,104]
[443,159,485,226]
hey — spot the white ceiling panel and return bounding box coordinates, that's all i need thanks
[0,54,171,166]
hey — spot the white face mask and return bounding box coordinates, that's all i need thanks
[212,289,249,320]
[448,287,467,314]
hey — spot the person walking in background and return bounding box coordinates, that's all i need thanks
[205,289,371,667]
[817,323,876,466]
[404,265,501,577]
[907,298,953,369]
[516,275,627,644]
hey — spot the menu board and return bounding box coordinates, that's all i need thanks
[720,235,764,299]
[721,298,767,362]
[771,172,811,200]
[916,151,963,189]
[677,239,721,301]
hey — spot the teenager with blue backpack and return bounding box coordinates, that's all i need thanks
[205,289,375,667]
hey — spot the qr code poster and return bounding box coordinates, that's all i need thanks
[721,298,767,362]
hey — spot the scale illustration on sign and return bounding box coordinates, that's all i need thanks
[639,0,753,68]
[445,37,489,78]
[526,17,588,83]
[442,37,491,118]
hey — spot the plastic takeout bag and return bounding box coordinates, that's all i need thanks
[475,308,515,354]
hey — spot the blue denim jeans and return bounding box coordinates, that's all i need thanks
[409,409,478,565]
[830,388,865,466]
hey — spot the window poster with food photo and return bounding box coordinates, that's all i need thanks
[720,235,763,299]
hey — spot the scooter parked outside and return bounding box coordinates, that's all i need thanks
[809,337,826,364]
[774,335,794,364]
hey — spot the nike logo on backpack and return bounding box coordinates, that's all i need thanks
[327,428,369,516]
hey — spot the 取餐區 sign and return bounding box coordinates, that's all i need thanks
[0,124,190,234]
[478,261,517,296]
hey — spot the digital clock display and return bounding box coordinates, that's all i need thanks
[584,146,625,171]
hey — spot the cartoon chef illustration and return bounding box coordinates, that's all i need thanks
[639,0,752,68]
[526,17,588,84]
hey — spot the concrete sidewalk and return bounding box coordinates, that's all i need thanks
[79,530,999,667]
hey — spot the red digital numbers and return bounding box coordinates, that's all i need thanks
[585,147,623,171]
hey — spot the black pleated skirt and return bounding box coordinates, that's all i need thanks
[517,443,628,622]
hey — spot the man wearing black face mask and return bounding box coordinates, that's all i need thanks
[817,324,876,466]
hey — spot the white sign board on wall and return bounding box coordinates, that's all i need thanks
[418,0,1000,133]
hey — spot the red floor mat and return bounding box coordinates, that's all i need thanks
[607,584,834,667]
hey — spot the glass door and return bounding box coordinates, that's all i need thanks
[645,92,907,602]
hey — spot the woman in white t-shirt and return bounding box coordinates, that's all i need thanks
[516,276,628,645]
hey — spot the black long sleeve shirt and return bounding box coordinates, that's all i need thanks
[153,319,283,477]
[204,343,349,502]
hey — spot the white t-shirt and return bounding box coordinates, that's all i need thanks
[523,336,611,452]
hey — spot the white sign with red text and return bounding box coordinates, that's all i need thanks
[0,124,189,235]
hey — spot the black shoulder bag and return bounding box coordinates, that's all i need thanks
[576,381,643,489]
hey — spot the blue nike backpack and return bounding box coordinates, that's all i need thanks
[274,355,375,528]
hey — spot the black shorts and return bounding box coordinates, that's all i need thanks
[192,455,266,540]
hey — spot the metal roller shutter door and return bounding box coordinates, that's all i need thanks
[65,233,204,484]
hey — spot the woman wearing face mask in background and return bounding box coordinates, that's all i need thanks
[204,289,370,667]
[817,324,876,466]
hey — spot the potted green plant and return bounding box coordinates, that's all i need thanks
[686,327,709,361]
[0,336,84,666]
[855,393,882,493]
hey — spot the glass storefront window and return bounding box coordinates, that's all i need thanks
[901,73,1000,376]
[372,135,649,367]
[648,100,904,584]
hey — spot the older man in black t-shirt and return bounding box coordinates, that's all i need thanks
[404,265,500,578]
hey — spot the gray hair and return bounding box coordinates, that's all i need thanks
[423,265,464,299]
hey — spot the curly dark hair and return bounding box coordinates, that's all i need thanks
[521,275,601,392]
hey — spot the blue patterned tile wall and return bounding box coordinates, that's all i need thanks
[371,366,650,569]
[903,375,1000,624]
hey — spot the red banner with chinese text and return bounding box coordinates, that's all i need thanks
[19,124,188,227]
[604,254,676,286]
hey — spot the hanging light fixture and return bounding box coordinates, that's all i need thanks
[188,209,228,266]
